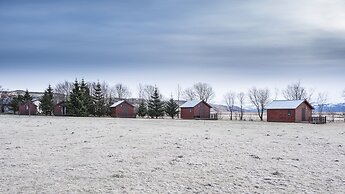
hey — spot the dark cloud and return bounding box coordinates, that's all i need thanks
[0,0,344,102]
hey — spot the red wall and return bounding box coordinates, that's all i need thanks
[267,109,295,122]
[54,104,67,116]
[181,108,194,119]
[18,103,37,115]
[295,103,313,122]
[181,102,211,119]
[111,102,135,118]
[267,102,313,123]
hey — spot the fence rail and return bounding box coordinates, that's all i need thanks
[311,116,327,124]
[210,113,218,120]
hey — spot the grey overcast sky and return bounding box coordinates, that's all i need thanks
[1,0,345,104]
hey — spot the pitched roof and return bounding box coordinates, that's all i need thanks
[110,100,125,108]
[266,100,313,109]
[110,100,134,108]
[180,100,212,108]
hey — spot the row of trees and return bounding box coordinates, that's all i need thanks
[223,81,330,121]
[38,80,180,118]
[42,81,345,122]
[39,79,130,117]
[224,92,245,120]
[54,81,216,103]
[137,88,179,119]
[223,87,270,121]
[10,90,33,113]
[0,84,52,114]
[1,81,344,121]
[54,81,131,102]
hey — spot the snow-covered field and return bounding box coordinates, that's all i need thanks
[0,115,344,193]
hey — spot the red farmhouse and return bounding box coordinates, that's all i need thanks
[110,100,135,118]
[266,100,314,123]
[18,102,37,115]
[54,101,67,116]
[180,100,212,119]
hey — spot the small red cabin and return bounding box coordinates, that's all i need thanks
[180,100,212,119]
[266,100,314,123]
[54,101,67,116]
[18,102,37,115]
[110,100,135,118]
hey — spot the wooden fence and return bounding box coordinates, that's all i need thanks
[311,116,327,124]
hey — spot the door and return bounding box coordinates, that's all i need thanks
[302,108,306,121]
[124,105,129,117]
[200,104,204,118]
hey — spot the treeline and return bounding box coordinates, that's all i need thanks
[37,79,180,118]
[9,90,34,113]
[1,80,342,120]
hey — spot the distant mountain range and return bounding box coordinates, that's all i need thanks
[312,103,345,113]
[213,103,345,113]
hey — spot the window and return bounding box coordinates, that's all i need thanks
[287,110,291,116]
[189,108,192,112]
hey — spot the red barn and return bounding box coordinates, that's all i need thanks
[110,100,135,118]
[54,101,67,116]
[266,100,314,123]
[180,100,212,119]
[18,102,37,115]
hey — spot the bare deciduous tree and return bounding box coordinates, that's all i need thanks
[176,84,182,118]
[274,88,280,100]
[224,92,235,120]
[100,81,110,98]
[183,88,196,101]
[113,83,131,99]
[54,81,73,101]
[87,81,112,103]
[237,92,245,121]
[144,84,156,100]
[283,81,313,101]
[87,82,97,96]
[183,82,215,102]
[137,84,155,101]
[193,82,215,102]
[316,92,328,117]
[248,87,270,121]
[176,84,182,104]
[138,84,144,99]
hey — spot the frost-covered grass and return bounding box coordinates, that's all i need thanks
[0,115,344,193]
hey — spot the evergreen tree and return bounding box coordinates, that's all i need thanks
[67,80,81,116]
[137,100,147,118]
[79,79,92,117]
[23,90,32,102]
[40,85,54,115]
[67,79,92,117]
[92,82,105,117]
[23,90,33,115]
[10,95,24,114]
[147,88,165,118]
[165,98,179,119]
